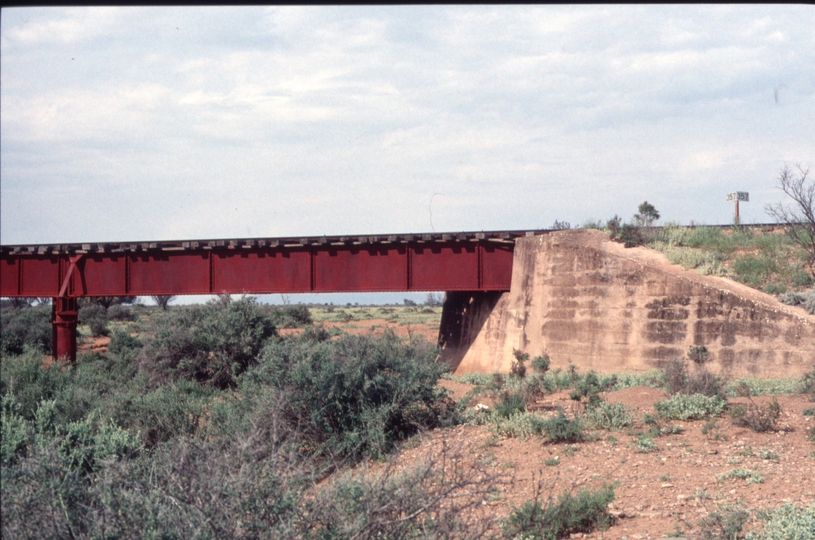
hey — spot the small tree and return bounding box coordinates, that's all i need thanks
[151,295,176,310]
[635,201,660,227]
[765,164,815,277]
[424,292,443,306]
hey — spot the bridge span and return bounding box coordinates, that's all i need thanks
[1,229,548,361]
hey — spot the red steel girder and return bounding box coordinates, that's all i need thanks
[1,230,535,297]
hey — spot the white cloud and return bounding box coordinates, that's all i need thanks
[1,5,814,245]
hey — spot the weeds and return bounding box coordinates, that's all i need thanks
[728,384,782,432]
[655,393,726,421]
[503,479,616,539]
[718,467,764,485]
[699,504,749,540]
[587,401,634,430]
[664,359,726,399]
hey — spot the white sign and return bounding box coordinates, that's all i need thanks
[726,192,749,202]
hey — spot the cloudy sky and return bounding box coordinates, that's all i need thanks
[1,6,813,303]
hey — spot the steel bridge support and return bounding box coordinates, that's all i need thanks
[51,297,78,363]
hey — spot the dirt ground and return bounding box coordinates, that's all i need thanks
[427,381,815,539]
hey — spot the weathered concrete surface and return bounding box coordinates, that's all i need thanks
[443,229,815,377]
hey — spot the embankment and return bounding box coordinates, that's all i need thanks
[439,229,815,378]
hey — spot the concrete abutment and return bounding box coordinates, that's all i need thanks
[439,229,815,378]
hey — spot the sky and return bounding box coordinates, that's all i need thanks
[2,6,814,305]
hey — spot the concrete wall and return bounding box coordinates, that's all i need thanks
[442,229,815,378]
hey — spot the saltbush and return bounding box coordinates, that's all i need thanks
[655,393,726,421]
[79,304,109,337]
[800,366,815,401]
[540,408,584,443]
[107,304,135,322]
[587,401,634,430]
[729,397,781,432]
[746,502,815,540]
[663,359,726,399]
[503,483,616,539]
[246,331,454,460]
[1,305,52,355]
[138,295,277,388]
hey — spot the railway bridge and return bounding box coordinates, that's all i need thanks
[1,229,546,361]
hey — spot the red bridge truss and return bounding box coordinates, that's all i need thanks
[1,229,547,361]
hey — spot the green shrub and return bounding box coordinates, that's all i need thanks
[78,304,109,337]
[664,359,726,399]
[587,401,634,430]
[733,254,779,288]
[511,349,529,378]
[495,390,527,418]
[729,397,781,432]
[699,505,750,540]
[107,379,214,447]
[718,467,764,484]
[540,408,584,444]
[107,328,143,358]
[503,483,615,539]
[532,354,551,374]
[107,304,136,322]
[1,393,31,465]
[655,393,726,420]
[269,304,313,328]
[746,502,815,540]
[800,366,815,401]
[138,295,277,388]
[1,305,52,355]
[487,411,549,440]
[0,350,72,420]
[636,435,657,453]
[247,331,454,461]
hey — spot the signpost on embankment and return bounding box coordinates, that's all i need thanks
[726,192,749,225]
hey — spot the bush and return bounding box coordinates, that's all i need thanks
[305,447,499,539]
[587,401,634,430]
[540,408,584,443]
[746,502,815,540]
[800,366,815,401]
[107,304,135,322]
[729,396,781,432]
[495,390,527,418]
[486,411,550,440]
[1,305,52,355]
[664,359,726,399]
[688,345,710,365]
[78,304,109,337]
[699,505,750,540]
[511,349,528,379]
[779,288,815,314]
[655,393,726,421]
[269,304,313,328]
[532,354,551,374]
[503,483,615,539]
[107,329,142,358]
[0,350,71,421]
[138,296,277,388]
[247,331,454,461]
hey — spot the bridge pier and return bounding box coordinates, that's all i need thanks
[52,297,78,363]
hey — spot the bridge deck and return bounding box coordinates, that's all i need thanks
[1,230,547,297]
